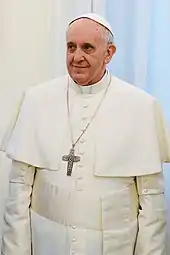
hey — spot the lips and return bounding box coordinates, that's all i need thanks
[72,66,88,68]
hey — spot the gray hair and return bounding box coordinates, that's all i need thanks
[101,28,114,44]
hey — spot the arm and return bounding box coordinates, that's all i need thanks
[135,172,167,255]
[1,160,35,255]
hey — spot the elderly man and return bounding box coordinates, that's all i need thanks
[1,13,170,255]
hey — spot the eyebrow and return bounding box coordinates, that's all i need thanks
[83,43,95,48]
[67,42,76,46]
[67,42,95,48]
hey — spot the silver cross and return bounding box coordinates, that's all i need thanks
[62,147,80,176]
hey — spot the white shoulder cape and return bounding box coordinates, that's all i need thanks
[1,75,170,176]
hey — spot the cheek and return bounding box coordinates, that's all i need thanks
[66,53,73,65]
[89,57,104,70]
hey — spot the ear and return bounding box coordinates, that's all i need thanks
[105,44,116,64]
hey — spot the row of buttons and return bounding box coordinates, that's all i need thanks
[71,226,77,255]
[70,101,88,254]
[76,107,86,191]
[75,141,85,191]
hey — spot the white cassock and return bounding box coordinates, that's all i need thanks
[1,71,170,255]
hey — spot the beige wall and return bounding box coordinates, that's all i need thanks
[0,0,94,246]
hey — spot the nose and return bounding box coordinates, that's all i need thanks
[73,48,84,62]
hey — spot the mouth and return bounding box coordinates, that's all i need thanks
[72,65,89,69]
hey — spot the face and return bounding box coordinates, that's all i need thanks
[66,18,116,85]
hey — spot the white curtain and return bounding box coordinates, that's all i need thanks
[105,0,170,248]
[0,0,95,245]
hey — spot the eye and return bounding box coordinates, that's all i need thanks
[82,43,94,53]
[67,43,76,53]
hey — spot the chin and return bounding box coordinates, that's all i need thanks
[75,80,88,86]
[71,73,89,86]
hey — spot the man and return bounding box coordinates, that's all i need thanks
[1,13,170,255]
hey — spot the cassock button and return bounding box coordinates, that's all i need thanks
[76,187,83,191]
[72,225,76,229]
[77,176,83,180]
[144,189,148,194]
[79,151,84,155]
[72,237,76,242]
[84,105,88,108]
[80,139,85,144]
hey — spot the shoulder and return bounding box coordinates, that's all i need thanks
[110,75,156,106]
[16,75,68,116]
[25,75,68,102]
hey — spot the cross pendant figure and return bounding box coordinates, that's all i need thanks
[62,147,80,176]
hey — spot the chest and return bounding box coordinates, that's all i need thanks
[34,87,160,176]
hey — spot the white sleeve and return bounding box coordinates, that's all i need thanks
[135,172,167,255]
[1,160,35,255]
[154,100,170,163]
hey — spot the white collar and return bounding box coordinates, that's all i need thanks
[69,70,110,95]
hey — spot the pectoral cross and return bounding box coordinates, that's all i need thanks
[62,147,80,176]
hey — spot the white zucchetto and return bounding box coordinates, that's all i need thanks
[69,13,114,36]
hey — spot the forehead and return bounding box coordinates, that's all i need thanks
[66,18,104,43]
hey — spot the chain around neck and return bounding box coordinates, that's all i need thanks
[67,72,112,148]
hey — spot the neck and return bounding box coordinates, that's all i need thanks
[75,69,107,86]
[69,69,110,94]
